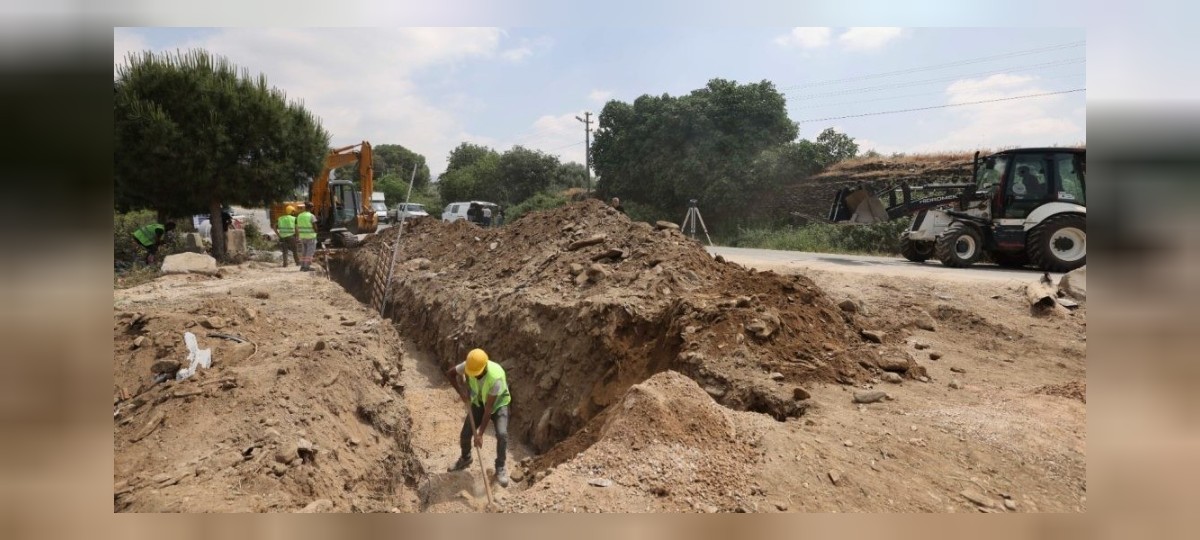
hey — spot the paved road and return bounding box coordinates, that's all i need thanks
[707,246,1060,284]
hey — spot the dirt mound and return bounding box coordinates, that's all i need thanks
[756,152,977,224]
[503,371,772,512]
[337,199,893,458]
[1035,380,1086,403]
[112,267,422,512]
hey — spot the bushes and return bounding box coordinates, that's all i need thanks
[727,220,910,256]
[508,191,569,222]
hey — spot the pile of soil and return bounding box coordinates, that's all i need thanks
[502,371,775,512]
[1035,380,1086,403]
[338,199,908,458]
[112,267,422,512]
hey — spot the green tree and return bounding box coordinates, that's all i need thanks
[437,151,501,204]
[374,143,431,191]
[445,142,497,174]
[497,146,562,204]
[592,78,798,226]
[114,49,328,259]
[815,127,859,163]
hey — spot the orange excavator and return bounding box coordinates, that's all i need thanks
[271,141,378,248]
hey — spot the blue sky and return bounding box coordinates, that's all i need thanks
[114,27,1086,177]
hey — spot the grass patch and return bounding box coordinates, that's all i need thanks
[723,220,911,256]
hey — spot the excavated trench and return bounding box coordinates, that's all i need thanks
[322,201,885,504]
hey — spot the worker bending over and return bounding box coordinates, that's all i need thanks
[446,348,511,487]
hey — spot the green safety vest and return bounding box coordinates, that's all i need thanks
[296,211,317,239]
[277,214,296,237]
[467,361,511,413]
[132,223,164,247]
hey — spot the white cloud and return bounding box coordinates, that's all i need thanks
[910,73,1083,152]
[501,46,532,61]
[113,28,149,75]
[837,27,904,51]
[507,112,588,166]
[588,89,613,103]
[774,27,832,49]
[112,28,518,177]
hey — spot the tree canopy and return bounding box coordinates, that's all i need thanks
[591,78,798,225]
[436,143,585,207]
[114,49,329,257]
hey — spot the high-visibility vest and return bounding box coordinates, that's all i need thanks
[296,211,317,239]
[132,223,164,247]
[277,214,296,237]
[467,361,511,413]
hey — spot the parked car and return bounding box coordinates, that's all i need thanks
[389,203,429,222]
[442,201,499,224]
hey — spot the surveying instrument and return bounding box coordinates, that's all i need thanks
[680,199,713,246]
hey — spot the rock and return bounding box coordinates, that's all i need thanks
[775,502,788,511]
[227,342,255,364]
[843,440,854,447]
[950,366,966,373]
[861,330,885,343]
[253,291,270,299]
[949,380,962,389]
[792,387,810,401]
[132,336,147,349]
[1004,499,1017,511]
[458,490,473,502]
[200,317,226,330]
[298,499,333,513]
[929,351,943,360]
[876,357,910,373]
[130,410,166,442]
[586,264,609,283]
[914,312,937,331]
[838,300,858,313]
[567,234,607,251]
[488,242,498,251]
[274,443,298,464]
[853,391,888,404]
[297,438,315,458]
[277,367,288,375]
[715,255,726,263]
[960,489,994,508]
[654,221,680,230]
[828,470,842,485]
[510,468,525,483]
[735,296,753,308]
[341,320,357,326]
[272,463,288,476]
[225,229,246,255]
[314,340,326,351]
[882,372,903,384]
[914,341,931,350]
[161,253,218,275]
[574,272,589,287]
[769,372,784,381]
[569,263,584,274]
[151,359,181,375]
[591,248,627,262]
[705,505,719,513]
[745,316,778,339]
[242,307,257,321]
[588,478,613,488]
[1058,266,1087,301]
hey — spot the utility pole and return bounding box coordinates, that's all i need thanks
[575,111,592,193]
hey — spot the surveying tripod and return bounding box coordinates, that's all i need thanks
[680,199,713,246]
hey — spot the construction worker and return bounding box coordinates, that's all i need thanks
[446,348,511,487]
[275,205,300,267]
[131,221,176,265]
[296,201,318,272]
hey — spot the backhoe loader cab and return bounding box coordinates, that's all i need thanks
[901,147,1085,272]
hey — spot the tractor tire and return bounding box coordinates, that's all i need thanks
[990,250,1029,269]
[934,221,983,268]
[900,236,934,262]
[1028,213,1086,272]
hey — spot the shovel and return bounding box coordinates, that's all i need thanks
[464,399,496,511]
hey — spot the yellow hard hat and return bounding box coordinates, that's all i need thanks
[285,205,296,215]
[465,348,489,377]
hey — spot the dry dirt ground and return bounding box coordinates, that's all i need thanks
[113,204,1084,513]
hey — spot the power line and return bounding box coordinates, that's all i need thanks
[793,71,1086,110]
[786,58,1084,99]
[779,40,1084,90]
[796,88,1085,124]
[545,141,583,152]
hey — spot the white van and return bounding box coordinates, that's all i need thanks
[442,201,499,224]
